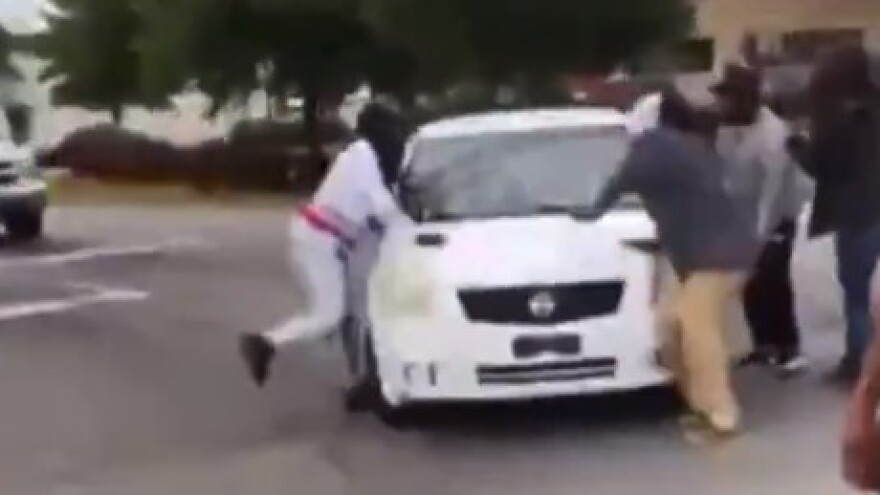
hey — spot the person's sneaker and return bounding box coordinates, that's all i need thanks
[736,350,774,368]
[707,411,741,436]
[772,352,809,376]
[678,412,706,430]
[679,412,712,445]
[679,411,739,445]
[240,334,276,387]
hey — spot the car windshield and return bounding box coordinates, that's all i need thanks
[402,125,636,220]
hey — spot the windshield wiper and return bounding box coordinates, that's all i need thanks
[537,204,572,214]
[537,204,601,221]
[426,212,467,222]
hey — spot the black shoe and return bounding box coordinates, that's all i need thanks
[736,350,774,368]
[344,380,378,413]
[240,334,276,387]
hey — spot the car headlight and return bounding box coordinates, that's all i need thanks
[371,258,435,318]
[375,274,434,317]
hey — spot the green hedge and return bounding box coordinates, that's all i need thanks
[47,122,350,193]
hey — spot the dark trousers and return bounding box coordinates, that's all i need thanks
[835,222,880,366]
[743,219,800,355]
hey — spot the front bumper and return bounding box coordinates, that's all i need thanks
[0,179,47,213]
[373,319,671,406]
[378,356,670,406]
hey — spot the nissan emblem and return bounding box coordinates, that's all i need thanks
[528,291,556,319]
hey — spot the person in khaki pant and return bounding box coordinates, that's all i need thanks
[658,271,746,433]
[595,89,760,437]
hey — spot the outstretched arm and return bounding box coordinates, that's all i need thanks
[593,172,628,217]
[359,146,413,232]
[369,186,413,233]
[593,141,645,217]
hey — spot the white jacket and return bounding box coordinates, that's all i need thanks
[311,139,411,236]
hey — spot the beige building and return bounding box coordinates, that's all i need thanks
[693,0,880,67]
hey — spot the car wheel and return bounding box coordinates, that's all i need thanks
[343,332,415,429]
[639,384,683,414]
[5,211,43,242]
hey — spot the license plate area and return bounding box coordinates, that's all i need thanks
[512,334,581,360]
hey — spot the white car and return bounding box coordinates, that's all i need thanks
[343,108,672,418]
[0,118,45,242]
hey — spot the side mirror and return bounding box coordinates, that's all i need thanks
[623,238,661,254]
[415,233,446,247]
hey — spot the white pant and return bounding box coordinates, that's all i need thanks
[264,217,346,346]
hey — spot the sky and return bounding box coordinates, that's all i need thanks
[0,0,48,35]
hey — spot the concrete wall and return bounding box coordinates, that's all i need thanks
[695,0,880,66]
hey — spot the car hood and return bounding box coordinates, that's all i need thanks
[376,211,655,290]
[368,211,658,360]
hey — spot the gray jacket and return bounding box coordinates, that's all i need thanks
[716,107,813,240]
[595,127,761,279]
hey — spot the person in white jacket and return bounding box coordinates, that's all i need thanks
[239,102,411,386]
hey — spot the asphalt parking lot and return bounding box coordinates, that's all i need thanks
[0,206,862,495]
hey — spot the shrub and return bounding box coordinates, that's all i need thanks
[184,141,296,193]
[52,125,178,183]
[49,122,349,194]
[228,118,354,148]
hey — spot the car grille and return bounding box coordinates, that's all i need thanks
[458,281,624,325]
[477,358,617,385]
[0,174,18,186]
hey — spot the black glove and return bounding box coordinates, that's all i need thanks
[785,133,809,165]
[366,216,386,236]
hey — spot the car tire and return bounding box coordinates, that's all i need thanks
[5,211,43,242]
[344,332,416,429]
[639,384,683,414]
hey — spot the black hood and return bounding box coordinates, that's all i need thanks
[356,103,405,189]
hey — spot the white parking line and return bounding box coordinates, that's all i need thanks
[0,283,150,322]
[0,238,209,269]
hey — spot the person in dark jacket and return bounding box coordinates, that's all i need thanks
[595,89,760,438]
[792,45,880,380]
